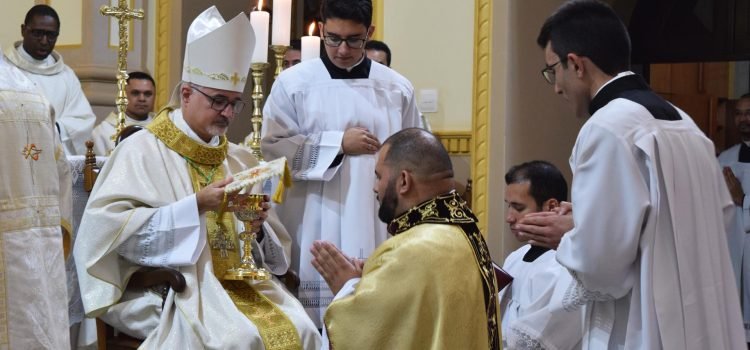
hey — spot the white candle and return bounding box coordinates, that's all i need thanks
[250,4,269,63]
[271,0,291,46]
[301,22,320,61]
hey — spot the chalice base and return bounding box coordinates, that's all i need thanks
[224,266,271,281]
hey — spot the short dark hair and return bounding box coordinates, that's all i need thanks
[289,39,301,51]
[320,0,373,28]
[24,4,61,28]
[505,160,568,208]
[741,92,750,100]
[382,128,453,179]
[365,40,391,66]
[536,0,630,76]
[127,71,155,87]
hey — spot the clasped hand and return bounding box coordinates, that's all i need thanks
[311,240,364,295]
[515,201,574,250]
[342,127,380,155]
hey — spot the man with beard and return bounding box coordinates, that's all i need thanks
[91,71,156,156]
[5,4,96,156]
[311,128,500,349]
[718,92,750,344]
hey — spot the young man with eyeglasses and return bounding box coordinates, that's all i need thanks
[261,0,421,328]
[516,1,744,349]
[718,92,750,344]
[4,4,96,156]
[74,7,321,348]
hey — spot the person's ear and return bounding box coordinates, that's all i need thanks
[397,170,412,195]
[367,25,375,39]
[318,22,325,38]
[542,198,560,212]
[567,53,585,77]
[20,24,26,37]
[180,85,192,105]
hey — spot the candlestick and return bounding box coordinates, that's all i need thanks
[250,5,269,63]
[248,62,269,159]
[271,45,289,79]
[271,0,291,46]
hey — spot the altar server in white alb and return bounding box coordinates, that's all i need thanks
[261,0,421,325]
[4,4,96,156]
[74,7,321,349]
[91,71,156,156]
[0,47,73,349]
[718,92,750,342]
[515,1,745,349]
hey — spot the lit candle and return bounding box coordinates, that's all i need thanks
[250,0,269,63]
[271,0,291,46]
[301,22,320,61]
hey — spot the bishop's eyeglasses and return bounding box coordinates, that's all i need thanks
[541,60,561,85]
[191,85,246,115]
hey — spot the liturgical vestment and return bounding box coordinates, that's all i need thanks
[0,51,72,349]
[262,55,421,325]
[74,109,321,349]
[90,111,153,156]
[324,192,500,350]
[4,42,96,156]
[554,73,744,349]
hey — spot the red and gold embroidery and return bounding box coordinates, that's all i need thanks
[21,144,42,160]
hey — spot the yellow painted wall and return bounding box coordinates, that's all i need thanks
[48,0,83,46]
[382,0,474,131]
[0,1,36,50]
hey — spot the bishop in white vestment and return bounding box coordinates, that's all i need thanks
[0,48,72,349]
[4,5,95,156]
[74,7,320,349]
[261,2,421,324]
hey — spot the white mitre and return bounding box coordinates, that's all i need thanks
[182,6,255,92]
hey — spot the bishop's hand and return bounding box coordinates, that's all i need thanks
[342,127,380,155]
[311,240,362,295]
[196,176,234,214]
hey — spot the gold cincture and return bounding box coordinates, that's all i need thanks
[100,0,144,142]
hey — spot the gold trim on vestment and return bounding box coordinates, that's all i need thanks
[222,281,302,350]
[146,109,228,165]
[148,110,299,349]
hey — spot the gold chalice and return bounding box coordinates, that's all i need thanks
[224,193,270,281]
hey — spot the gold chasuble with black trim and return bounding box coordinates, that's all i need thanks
[388,192,501,350]
[147,109,302,350]
[325,191,500,350]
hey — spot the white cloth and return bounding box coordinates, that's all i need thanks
[90,111,153,156]
[500,246,582,350]
[718,144,750,340]
[74,109,321,349]
[261,57,421,325]
[0,50,71,349]
[555,88,745,349]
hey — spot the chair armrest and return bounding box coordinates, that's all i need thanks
[128,267,186,293]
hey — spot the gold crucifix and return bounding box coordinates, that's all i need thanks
[100,1,144,142]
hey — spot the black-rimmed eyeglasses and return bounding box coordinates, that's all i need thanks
[541,61,561,85]
[191,85,246,115]
[28,29,59,40]
[323,33,368,49]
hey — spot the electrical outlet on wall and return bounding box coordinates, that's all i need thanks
[418,89,439,113]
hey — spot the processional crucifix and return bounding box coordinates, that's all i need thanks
[100,0,145,141]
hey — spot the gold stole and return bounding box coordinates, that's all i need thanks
[147,110,302,350]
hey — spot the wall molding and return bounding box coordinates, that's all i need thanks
[154,0,172,109]
[434,131,472,155]
[471,0,492,234]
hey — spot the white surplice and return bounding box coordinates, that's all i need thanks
[261,57,421,325]
[556,77,745,349]
[500,245,583,350]
[718,143,750,340]
[90,111,154,156]
[74,109,321,349]
[4,42,96,156]
[0,51,71,349]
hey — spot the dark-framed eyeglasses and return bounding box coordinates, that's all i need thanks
[323,33,368,49]
[28,28,59,40]
[736,109,750,118]
[541,60,561,85]
[191,85,246,115]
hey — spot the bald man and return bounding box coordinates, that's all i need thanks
[312,128,500,349]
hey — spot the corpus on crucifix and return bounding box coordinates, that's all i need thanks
[100,0,144,141]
